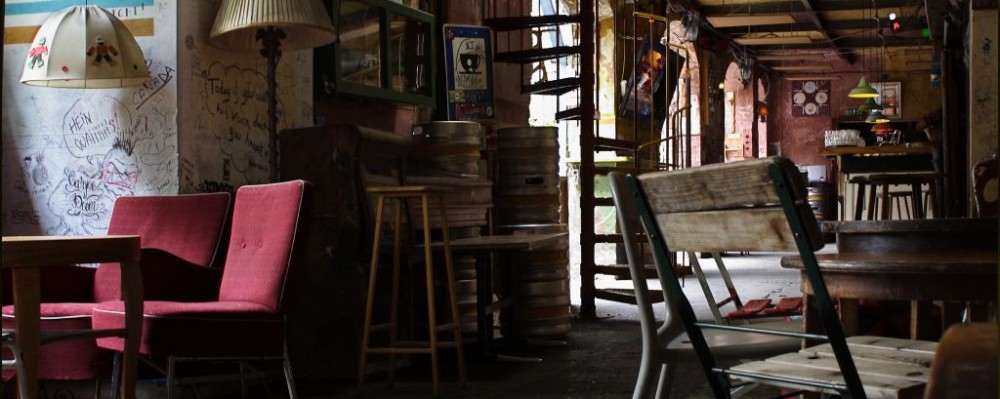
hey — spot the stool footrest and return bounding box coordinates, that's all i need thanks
[434,322,459,332]
[366,346,434,355]
[370,323,395,332]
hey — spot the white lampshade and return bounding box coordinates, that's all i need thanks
[20,5,150,88]
[209,0,336,52]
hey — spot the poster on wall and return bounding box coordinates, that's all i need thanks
[791,80,830,117]
[871,81,901,118]
[443,24,494,121]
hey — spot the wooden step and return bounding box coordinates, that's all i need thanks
[595,288,664,304]
[556,107,600,121]
[594,137,638,152]
[483,15,583,31]
[594,263,657,278]
[593,166,662,176]
[495,46,581,64]
[523,77,580,95]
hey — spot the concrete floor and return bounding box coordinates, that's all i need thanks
[298,251,804,399]
[16,252,804,399]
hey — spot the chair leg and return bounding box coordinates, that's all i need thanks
[358,194,388,390]
[282,352,298,399]
[111,351,122,399]
[167,356,176,399]
[631,356,655,399]
[239,362,249,399]
[654,363,675,399]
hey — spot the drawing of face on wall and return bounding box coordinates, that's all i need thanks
[101,135,140,196]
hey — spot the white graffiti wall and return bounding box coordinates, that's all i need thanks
[3,1,178,236]
[176,1,314,194]
[2,0,314,236]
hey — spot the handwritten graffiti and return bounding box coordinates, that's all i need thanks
[13,152,54,195]
[198,61,278,182]
[9,209,41,226]
[197,180,235,194]
[132,62,175,110]
[63,97,133,158]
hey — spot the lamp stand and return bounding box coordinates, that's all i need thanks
[257,27,285,182]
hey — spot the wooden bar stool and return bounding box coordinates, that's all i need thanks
[864,172,943,220]
[358,186,466,396]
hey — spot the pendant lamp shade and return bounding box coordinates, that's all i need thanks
[866,109,890,123]
[848,75,879,98]
[871,122,894,136]
[20,5,149,88]
[858,97,878,112]
[209,0,336,52]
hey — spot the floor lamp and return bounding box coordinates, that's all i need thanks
[210,0,337,182]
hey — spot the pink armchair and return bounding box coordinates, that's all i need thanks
[93,180,309,399]
[2,192,231,384]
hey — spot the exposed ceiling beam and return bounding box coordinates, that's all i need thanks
[757,54,829,61]
[771,65,835,71]
[700,0,914,15]
[706,14,796,28]
[715,17,927,34]
[753,35,931,50]
[798,0,854,64]
[734,36,815,45]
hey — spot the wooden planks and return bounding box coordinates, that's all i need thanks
[658,208,799,252]
[729,336,935,399]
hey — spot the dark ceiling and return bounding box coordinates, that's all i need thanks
[686,0,951,70]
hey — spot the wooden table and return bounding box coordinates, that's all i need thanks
[781,251,997,340]
[425,232,568,359]
[818,144,935,220]
[2,236,143,399]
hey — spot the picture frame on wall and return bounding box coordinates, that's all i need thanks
[790,80,830,117]
[872,81,901,118]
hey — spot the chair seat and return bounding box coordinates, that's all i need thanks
[730,336,935,399]
[93,301,284,358]
[662,319,802,361]
[2,303,112,380]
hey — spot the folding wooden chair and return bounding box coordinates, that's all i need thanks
[625,157,936,399]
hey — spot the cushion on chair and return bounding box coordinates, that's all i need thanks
[92,300,285,358]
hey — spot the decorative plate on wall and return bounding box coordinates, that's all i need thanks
[791,80,830,117]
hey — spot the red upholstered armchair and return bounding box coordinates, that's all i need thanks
[1,193,231,384]
[93,180,309,399]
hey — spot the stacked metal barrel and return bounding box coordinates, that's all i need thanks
[495,127,571,338]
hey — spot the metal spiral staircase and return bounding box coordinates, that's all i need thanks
[483,0,692,318]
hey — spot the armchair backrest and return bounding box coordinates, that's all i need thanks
[94,192,231,302]
[218,180,307,312]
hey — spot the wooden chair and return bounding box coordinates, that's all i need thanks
[624,157,936,399]
[609,172,801,399]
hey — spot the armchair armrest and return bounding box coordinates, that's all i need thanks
[2,266,96,306]
[93,248,222,302]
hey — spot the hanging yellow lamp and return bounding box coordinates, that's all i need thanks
[848,75,879,98]
[858,97,878,112]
